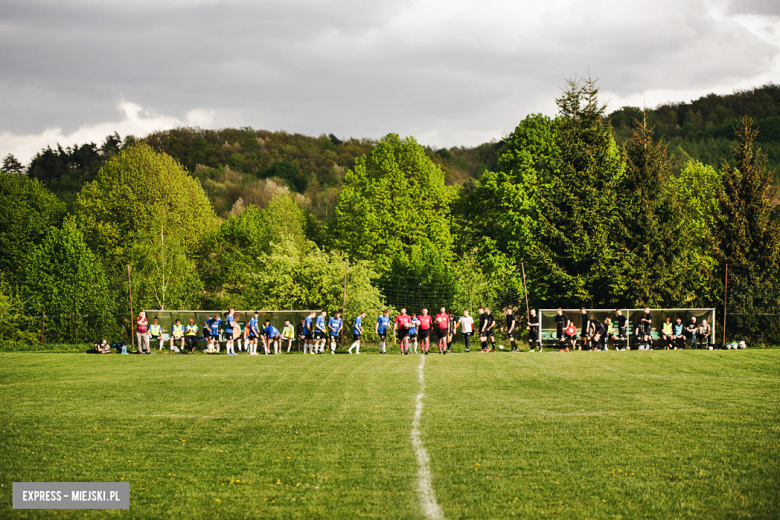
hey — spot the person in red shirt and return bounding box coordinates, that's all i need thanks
[435,307,450,355]
[394,308,412,355]
[136,311,150,354]
[417,308,432,355]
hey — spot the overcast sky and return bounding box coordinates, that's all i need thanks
[1,0,779,163]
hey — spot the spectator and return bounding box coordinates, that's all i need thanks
[149,317,163,350]
[136,312,150,354]
[673,318,685,349]
[686,316,699,349]
[699,319,712,349]
[170,319,185,353]
[94,339,111,354]
[185,318,199,353]
[661,316,674,349]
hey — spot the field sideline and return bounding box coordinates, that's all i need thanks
[1,350,778,519]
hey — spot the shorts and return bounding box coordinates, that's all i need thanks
[224,329,234,338]
[436,328,447,339]
[643,324,652,335]
[419,329,430,339]
[528,328,538,341]
[398,329,408,339]
[409,332,417,339]
[314,331,325,340]
[617,327,626,338]
[248,333,257,340]
[557,328,565,340]
[353,333,361,341]
[378,333,387,341]
[304,333,313,341]
[329,333,339,340]
[150,335,162,342]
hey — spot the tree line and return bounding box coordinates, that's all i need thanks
[1,78,778,345]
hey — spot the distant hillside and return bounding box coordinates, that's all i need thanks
[609,83,780,175]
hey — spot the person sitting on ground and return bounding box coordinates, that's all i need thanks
[149,317,163,349]
[170,319,185,353]
[185,318,199,353]
[661,316,674,350]
[94,339,111,354]
[686,316,699,349]
[699,319,712,349]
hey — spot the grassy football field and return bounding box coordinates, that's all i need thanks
[1,349,778,519]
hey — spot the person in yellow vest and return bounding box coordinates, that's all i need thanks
[169,319,185,353]
[149,317,163,350]
[281,320,295,353]
[185,318,199,353]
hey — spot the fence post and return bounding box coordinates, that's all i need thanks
[127,264,135,350]
[41,312,45,345]
[723,264,729,347]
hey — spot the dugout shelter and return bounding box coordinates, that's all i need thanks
[538,308,716,347]
[141,310,318,350]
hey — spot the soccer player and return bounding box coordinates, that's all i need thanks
[409,313,420,353]
[456,310,474,352]
[264,320,281,355]
[328,312,343,354]
[602,318,612,350]
[315,311,328,354]
[612,309,627,351]
[224,308,237,355]
[640,307,653,350]
[248,312,261,355]
[673,317,685,349]
[580,307,590,348]
[434,307,449,354]
[484,307,496,352]
[417,309,432,355]
[205,313,222,353]
[686,316,699,349]
[588,319,606,351]
[170,319,185,353]
[554,308,569,351]
[149,317,163,350]
[282,320,295,353]
[394,308,412,355]
[447,310,456,353]
[505,308,517,352]
[303,311,315,354]
[661,316,674,350]
[527,309,541,352]
[376,309,390,354]
[477,307,487,351]
[185,318,199,353]
[349,311,365,354]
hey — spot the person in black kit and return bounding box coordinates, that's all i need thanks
[477,307,488,352]
[484,307,496,352]
[554,308,569,350]
[579,307,590,351]
[588,319,607,351]
[505,308,517,352]
[527,309,541,352]
[640,306,653,350]
[612,309,627,350]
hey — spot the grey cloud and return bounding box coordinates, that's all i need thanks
[0,0,777,159]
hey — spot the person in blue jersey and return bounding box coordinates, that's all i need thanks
[224,308,237,355]
[247,311,260,355]
[264,319,281,355]
[314,311,328,354]
[328,312,343,355]
[349,311,365,354]
[303,311,315,354]
[205,313,222,353]
[376,309,390,354]
[409,313,420,353]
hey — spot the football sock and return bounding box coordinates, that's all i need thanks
[510,339,517,351]
[481,340,487,350]
[490,340,495,350]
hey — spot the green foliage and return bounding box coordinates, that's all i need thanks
[22,219,116,341]
[0,277,38,344]
[0,174,66,284]
[715,118,780,343]
[334,134,455,275]
[74,142,218,272]
[618,114,714,306]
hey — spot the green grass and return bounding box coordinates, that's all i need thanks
[1,350,778,519]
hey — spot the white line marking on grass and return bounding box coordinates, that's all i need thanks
[412,354,445,520]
